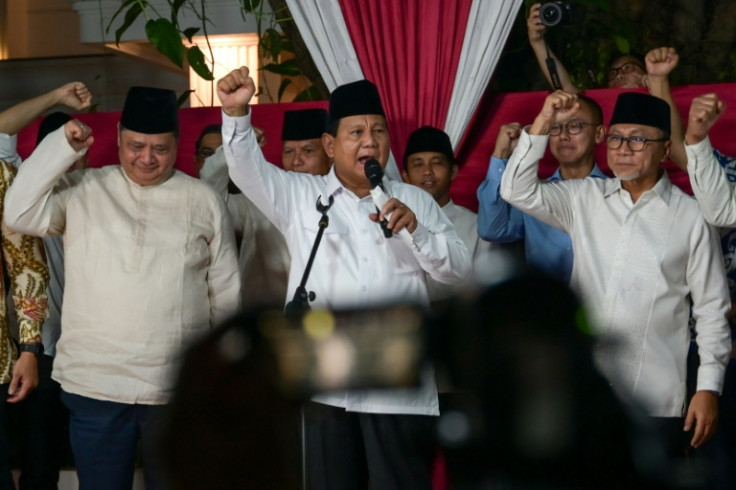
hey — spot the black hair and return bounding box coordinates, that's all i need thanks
[195,124,222,153]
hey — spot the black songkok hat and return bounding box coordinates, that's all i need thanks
[37,112,72,146]
[281,108,328,140]
[609,92,671,136]
[121,86,179,134]
[327,80,385,125]
[403,126,455,166]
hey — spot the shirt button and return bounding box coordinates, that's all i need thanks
[362,228,368,234]
[362,257,369,263]
[361,286,368,292]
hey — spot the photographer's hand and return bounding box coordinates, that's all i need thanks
[530,91,579,135]
[527,3,547,45]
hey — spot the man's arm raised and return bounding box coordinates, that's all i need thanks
[4,119,92,236]
[683,93,736,227]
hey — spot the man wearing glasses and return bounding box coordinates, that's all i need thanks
[500,90,731,463]
[477,94,606,284]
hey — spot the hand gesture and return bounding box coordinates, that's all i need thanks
[63,119,94,153]
[7,352,39,403]
[217,67,256,117]
[370,198,418,234]
[55,82,92,111]
[686,93,725,145]
[493,123,523,159]
[645,47,679,78]
[527,3,546,45]
[531,90,579,135]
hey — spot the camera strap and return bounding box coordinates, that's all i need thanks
[545,43,563,91]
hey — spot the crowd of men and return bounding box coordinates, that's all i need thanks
[0,8,734,490]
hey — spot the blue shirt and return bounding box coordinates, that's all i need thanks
[477,156,607,284]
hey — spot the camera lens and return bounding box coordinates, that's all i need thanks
[540,2,562,26]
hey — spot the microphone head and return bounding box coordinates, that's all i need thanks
[364,159,384,188]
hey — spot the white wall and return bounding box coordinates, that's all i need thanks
[0,53,189,113]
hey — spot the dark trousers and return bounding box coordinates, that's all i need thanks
[8,354,68,490]
[0,384,14,490]
[61,391,167,490]
[304,401,436,490]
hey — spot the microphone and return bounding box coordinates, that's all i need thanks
[364,159,393,238]
[364,159,413,245]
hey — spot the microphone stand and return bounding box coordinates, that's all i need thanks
[284,195,334,320]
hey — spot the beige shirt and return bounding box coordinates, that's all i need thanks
[4,128,241,404]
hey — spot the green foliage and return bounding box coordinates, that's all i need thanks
[106,0,214,81]
[145,18,185,68]
[497,0,736,92]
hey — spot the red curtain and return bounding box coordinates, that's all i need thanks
[18,84,736,213]
[338,0,473,166]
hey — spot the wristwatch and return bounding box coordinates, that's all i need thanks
[19,342,44,358]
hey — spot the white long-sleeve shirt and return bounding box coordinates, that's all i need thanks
[222,110,470,415]
[4,127,241,404]
[500,130,732,417]
[427,200,496,301]
[686,136,736,227]
[199,146,292,308]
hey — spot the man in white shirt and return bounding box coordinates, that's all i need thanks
[198,108,332,309]
[217,66,470,489]
[402,125,495,301]
[499,90,731,455]
[4,86,241,490]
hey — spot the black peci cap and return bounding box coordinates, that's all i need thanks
[281,108,328,141]
[121,86,179,134]
[609,92,671,136]
[403,126,455,166]
[327,80,385,125]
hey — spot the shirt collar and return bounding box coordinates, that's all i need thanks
[549,162,607,182]
[604,171,674,204]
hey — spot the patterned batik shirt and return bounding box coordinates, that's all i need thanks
[0,159,48,385]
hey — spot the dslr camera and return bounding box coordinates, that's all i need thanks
[539,2,574,27]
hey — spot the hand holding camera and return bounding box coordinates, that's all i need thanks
[539,1,574,27]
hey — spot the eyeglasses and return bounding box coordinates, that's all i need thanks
[607,61,644,81]
[606,134,668,152]
[549,121,598,136]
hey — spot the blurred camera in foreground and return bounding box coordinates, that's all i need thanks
[158,268,705,489]
[540,1,574,27]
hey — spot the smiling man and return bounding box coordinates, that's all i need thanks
[477,94,607,284]
[402,125,494,300]
[217,67,470,489]
[499,90,732,462]
[4,86,241,490]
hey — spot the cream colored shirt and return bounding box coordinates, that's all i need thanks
[501,130,732,417]
[4,128,241,404]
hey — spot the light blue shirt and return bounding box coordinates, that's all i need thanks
[477,156,607,284]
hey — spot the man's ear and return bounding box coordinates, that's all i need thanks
[117,122,122,147]
[450,163,459,182]
[595,125,606,144]
[322,133,334,158]
[401,170,409,181]
[661,140,672,163]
